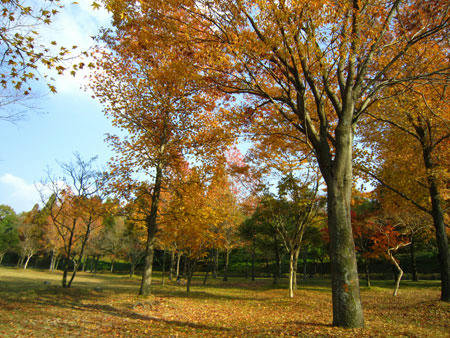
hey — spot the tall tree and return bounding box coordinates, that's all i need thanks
[0,205,19,264]
[359,74,450,300]
[101,0,449,327]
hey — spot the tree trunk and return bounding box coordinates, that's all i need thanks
[223,248,229,282]
[176,252,181,279]
[302,248,307,280]
[422,147,449,301]
[0,252,4,265]
[110,259,115,273]
[213,248,218,278]
[289,251,295,298]
[130,261,135,278]
[162,250,166,286]
[319,125,364,328]
[139,240,155,296]
[169,250,175,280]
[389,249,407,297]
[49,249,55,271]
[293,249,300,289]
[410,237,418,282]
[364,260,371,288]
[23,254,33,270]
[273,236,281,285]
[139,163,163,296]
[251,240,255,281]
[186,257,197,294]
[94,255,99,273]
[203,266,209,286]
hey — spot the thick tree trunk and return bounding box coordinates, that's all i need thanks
[318,122,364,327]
[186,258,197,294]
[422,148,449,301]
[139,241,155,295]
[139,163,163,296]
[223,248,229,282]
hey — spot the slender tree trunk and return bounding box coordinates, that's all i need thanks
[130,261,135,278]
[169,250,175,280]
[293,249,300,289]
[273,237,281,285]
[302,248,307,280]
[223,248,230,282]
[176,252,181,279]
[422,147,449,301]
[364,259,371,288]
[49,249,55,271]
[289,251,295,298]
[162,250,166,286]
[388,248,407,297]
[410,237,418,282]
[82,256,87,272]
[0,252,4,265]
[203,266,209,286]
[55,256,61,271]
[110,258,115,273]
[213,248,218,279]
[94,255,99,273]
[23,254,33,270]
[251,240,255,281]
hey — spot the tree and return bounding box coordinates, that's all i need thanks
[0,204,19,264]
[42,154,106,288]
[17,204,45,269]
[0,0,77,121]
[359,75,450,300]
[91,35,230,296]
[101,0,449,327]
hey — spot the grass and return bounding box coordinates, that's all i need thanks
[0,267,448,337]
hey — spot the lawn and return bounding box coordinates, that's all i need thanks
[0,267,448,337]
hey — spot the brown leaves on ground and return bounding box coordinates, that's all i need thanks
[0,267,448,337]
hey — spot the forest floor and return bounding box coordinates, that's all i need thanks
[0,267,448,337]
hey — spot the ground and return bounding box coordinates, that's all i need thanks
[0,267,448,337]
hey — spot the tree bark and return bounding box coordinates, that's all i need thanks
[422,147,449,301]
[410,237,418,282]
[364,259,371,288]
[162,249,166,286]
[289,252,295,298]
[251,239,255,281]
[169,250,175,280]
[139,163,163,296]
[318,122,364,328]
[176,252,181,279]
[23,254,33,270]
[223,248,229,282]
[213,248,218,279]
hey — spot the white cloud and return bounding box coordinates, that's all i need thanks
[0,174,42,213]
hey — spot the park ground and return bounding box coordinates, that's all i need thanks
[0,267,448,337]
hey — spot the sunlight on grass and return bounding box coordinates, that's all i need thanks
[0,267,448,337]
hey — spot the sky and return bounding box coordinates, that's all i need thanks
[0,1,115,213]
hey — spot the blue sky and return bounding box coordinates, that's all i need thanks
[0,1,114,213]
